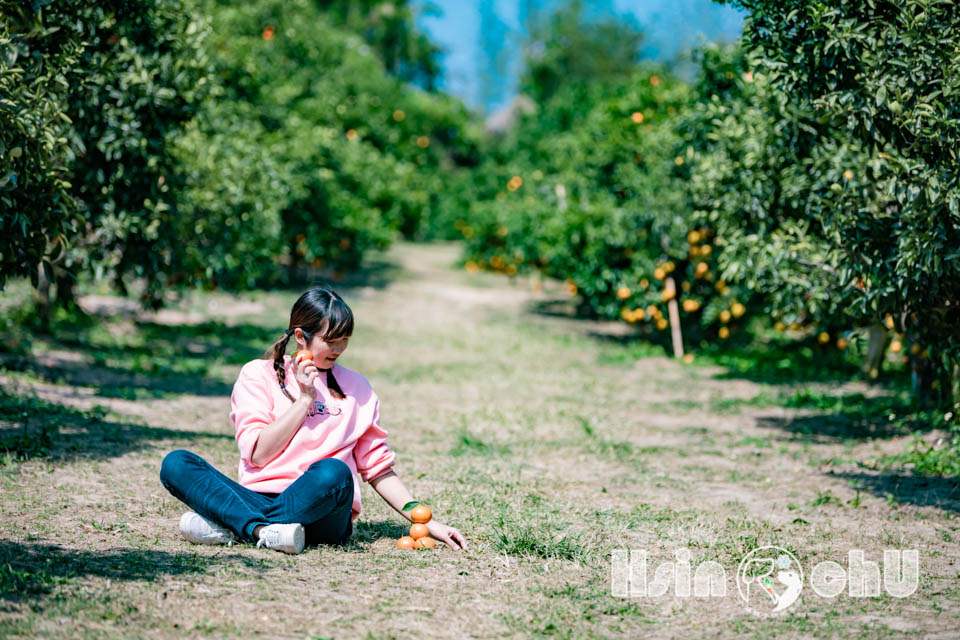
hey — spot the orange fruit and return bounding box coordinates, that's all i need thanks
[416,537,436,549]
[397,536,416,549]
[295,349,314,364]
[410,505,432,524]
[409,523,429,540]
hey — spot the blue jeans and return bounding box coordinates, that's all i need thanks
[159,449,353,546]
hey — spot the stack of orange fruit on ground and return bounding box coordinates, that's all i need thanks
[396,504,436,550]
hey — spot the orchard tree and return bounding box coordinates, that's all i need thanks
[1,1,84,293]
[64,0,211,307]
[0,0,209,317]
[713,0,960,405]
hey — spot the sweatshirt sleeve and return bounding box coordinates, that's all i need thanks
[229,362,276,467]
[353,391,396,483]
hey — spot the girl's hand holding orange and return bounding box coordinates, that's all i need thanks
[292,349,319,400]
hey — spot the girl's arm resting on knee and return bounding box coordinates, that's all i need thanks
[370,470,468,550]
[249,395,312,467]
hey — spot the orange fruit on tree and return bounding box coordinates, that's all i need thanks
[397,536,416,549]
[416,537,436,549]
[410,505,432,524]
[409,523,429,540]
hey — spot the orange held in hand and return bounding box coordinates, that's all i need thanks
[409,523,429,540]
[397,536,416,549]
[295,349,314,364]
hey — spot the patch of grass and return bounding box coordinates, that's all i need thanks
[595,340,666,367]
[576,415,662,466]
[735,435,772,448]
[810,489,843,507]
[697,323,903,386]
[449,429,513,457]
[491,514,589,562]
[710,392,781,414]
[0,384,229,464]
[0,387,107,461]
[879,429,960,477]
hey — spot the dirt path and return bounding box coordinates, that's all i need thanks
[1,241,957,638]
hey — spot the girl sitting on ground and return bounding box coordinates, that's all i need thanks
[159,286,468,554]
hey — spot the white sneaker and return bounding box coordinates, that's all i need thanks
[256,523,306,555]
[179,511,237,546]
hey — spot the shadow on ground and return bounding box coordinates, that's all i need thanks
[0,387,231,463]
[755,414,912,442]
[831,471,960,513]
[345,519,412,550]
[753,390,934,442]
[0,540,269,603]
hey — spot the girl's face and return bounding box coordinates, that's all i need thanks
[296,329,350,368]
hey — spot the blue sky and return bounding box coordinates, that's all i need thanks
[416,0,745,113]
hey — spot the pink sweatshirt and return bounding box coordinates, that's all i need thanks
[228,355,396,523]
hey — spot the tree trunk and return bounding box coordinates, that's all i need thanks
[53,265,77,310]
[950,362,960,411]
[863,324,889,379]
[665,277,684,358]
[33,263,51,333]
[911,353,935,408]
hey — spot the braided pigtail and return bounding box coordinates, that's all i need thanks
[264,330,294,402]
[325,370,346,401]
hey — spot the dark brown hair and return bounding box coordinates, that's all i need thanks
[262,287,354,401]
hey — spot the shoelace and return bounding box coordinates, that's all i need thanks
[256,528,280,549]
